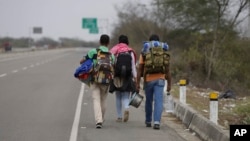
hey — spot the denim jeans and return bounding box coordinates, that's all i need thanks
[115,91,130,118]
[144,79,165,125]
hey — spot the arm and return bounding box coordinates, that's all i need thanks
[80,48,96,64]
[80,58,85,64]
[131,52,137,79]
[136,55,144,91]
[165,64,171,92]
[111,54,115,66]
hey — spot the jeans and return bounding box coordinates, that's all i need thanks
[115,91,130,118]
[144,79,165,125]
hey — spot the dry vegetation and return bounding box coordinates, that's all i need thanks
[170,84,250,130]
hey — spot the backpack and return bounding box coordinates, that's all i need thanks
[78,73,93,86]
[93,49,114,85]
[143,42,170,74]
[114,51,132,78]
[142,41,169,54]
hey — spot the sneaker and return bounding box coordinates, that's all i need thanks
[153,124,160,130]
[116,118,122,122]
[123,111,129,122]
[145,123,151,127]
[96,122,102,129]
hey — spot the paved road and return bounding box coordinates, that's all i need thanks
[0,48,201,141]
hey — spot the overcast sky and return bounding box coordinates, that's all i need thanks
[0,0,151,41]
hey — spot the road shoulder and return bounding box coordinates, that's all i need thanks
[162,112,202,141]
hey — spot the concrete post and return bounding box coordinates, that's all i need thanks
[209,92,218,125]
[179,79,186,104]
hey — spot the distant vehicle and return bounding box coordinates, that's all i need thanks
[3,42,12,52]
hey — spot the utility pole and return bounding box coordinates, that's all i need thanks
[247,0,250,38]
[98,18,109,35]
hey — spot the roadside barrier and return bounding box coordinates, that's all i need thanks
[174,80,229,141]
[209,92,218,125]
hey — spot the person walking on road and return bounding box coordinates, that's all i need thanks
[109,35,137,122]
[80,34,115,129]
[136,34,171,130]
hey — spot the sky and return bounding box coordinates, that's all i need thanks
[0,0,151,41]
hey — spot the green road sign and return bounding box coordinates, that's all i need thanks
[82,18,97,28]
[82,18,99,34]
[89,28,99,34]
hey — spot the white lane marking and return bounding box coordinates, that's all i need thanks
[30,64,34,68]
[70,83,85,141]
[12,70,18,73]
[0,73,7,77]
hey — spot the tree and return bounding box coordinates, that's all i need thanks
[35,37,59,47]
[111,0,250,93]
[156,0,249,82]
[112,1,169,54]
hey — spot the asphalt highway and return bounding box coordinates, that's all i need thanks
[0,48,201,141]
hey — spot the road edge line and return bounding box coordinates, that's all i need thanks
[70,83,85,141]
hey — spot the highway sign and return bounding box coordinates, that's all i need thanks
[33,27,42,34]
[89,28,99,34]
[82,18,99,34]
[82,18,97,29]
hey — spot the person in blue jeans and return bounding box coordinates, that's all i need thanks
[110,35,137,122]
[115,91,130,122]
[144,79,165,127]
[137,34,171,130]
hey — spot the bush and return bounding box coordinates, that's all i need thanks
[234,101,250,124]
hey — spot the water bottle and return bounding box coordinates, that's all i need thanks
[164,92,174,113]
[164,80,174,113]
